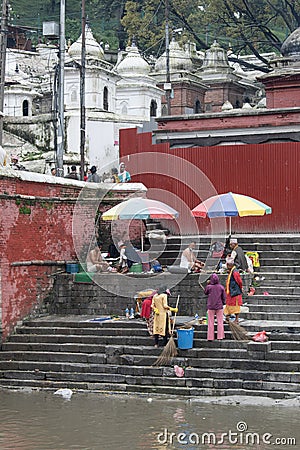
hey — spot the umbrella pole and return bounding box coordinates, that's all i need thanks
[229,217,232,236]
[141,221,144,252]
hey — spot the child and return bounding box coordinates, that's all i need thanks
[204,273,226,341]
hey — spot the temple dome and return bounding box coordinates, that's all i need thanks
[116,43,150,76]
[281,27,300,58]
[68,26,104,60]
[202,41,231,71]
[154,39,193,72]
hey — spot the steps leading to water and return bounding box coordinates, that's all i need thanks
[1,234,300,399]
[0,318,300,399]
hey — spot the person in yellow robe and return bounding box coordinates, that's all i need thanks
[151,287,178,347]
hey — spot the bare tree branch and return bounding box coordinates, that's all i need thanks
[222,0,270,65]
[285,0,300,27]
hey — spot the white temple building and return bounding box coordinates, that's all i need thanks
[2,27,162,174]
[2,26,268,175]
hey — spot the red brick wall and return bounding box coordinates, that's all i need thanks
[157,109,300,131]
[0,177,85,338]
[264,74,300,109]
[0,174,145,338]
[158,81,206,115]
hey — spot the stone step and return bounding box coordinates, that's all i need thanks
[256,251,300,258]
[187,377,300,393]
[0,361,126,374]
[253,286,300,295]
[259,258,300,266]
[8,334,248,349]
[3,347,280,371]
[241,321,300,333]
[9,330,300,346]
[14,322,300,338]
[254,266,300,273]
[185,367,300,383]
[267,350,300,360]
[245,298,300,305]
[243,312,300,321]
[160,250,300,264]
[245,294,300,300]
[1,369,299,395]
[255,279,300,286]
[165,238,300,248]
[16,325,149,336]
[187,357,300,372]
[0,345,249,361]
[271,341,300,351]
[0,351,107,364]
[1,360,300,384]
[247,305,300,313]
[22,319,147,329]
[254,272,300,280]
[0,376,298,400]
[267,332,300,341]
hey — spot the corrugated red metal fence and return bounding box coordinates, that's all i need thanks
[120,128,300,234]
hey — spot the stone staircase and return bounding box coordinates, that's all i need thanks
[1,234,300,399]
[0,319,300,398]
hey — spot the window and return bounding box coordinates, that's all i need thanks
[161,105,168,116]
[103,87,108,111]
[71,90,77,102]
[150,100,157,117]
[22,100,29,116]
[195,100,201,113]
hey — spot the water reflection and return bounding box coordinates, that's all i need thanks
[0,390,299,450]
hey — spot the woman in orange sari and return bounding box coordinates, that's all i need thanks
[224,257,243,324]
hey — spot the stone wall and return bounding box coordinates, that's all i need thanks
[44,271,251,318]
[0,168,146,339]
[45,273,207,318]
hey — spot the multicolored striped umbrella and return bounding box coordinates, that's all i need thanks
[102,197,179,221]
[102,197,179,251]
[192,192,272,234]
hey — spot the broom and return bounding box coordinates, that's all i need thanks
[153,295,180,366]
[227,320,249,341]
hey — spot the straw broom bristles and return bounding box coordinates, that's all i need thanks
[153,295,180,366]
[228,321,249,341]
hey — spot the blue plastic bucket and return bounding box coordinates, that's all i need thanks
[66,263,79,274]
[177,328,194,350]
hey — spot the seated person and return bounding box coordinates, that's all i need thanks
[124,240,142,268]
[180,241,204,272]
[108,242,120,259]
[229,238,248,271]
[118,242,129,273]
[86,243,114,272]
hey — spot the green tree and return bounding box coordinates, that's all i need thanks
[121,0,300,66]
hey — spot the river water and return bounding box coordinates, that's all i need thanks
[0,390,299,450]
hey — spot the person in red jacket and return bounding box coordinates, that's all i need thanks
[224,257,243,324]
